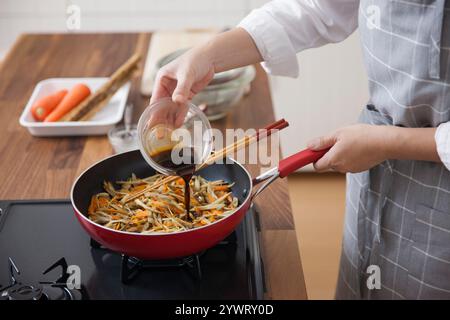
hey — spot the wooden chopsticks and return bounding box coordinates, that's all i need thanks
[121,119,289,203]
[201,119,288,168]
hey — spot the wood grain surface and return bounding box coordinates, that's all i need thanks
[0,33,307,300]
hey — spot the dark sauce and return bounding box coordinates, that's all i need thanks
[149,146,198,220]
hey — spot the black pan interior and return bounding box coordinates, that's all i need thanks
[72,150,252,216]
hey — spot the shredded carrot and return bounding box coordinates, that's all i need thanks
[88,196,97,214]
[87,174,238,234]
[214,185,230,191]
[170,205,184,215]
[134,210,149,219]
[131,185,147,192]
[164,221,173,227]
[103,208,125,214]
[97,197,109,208]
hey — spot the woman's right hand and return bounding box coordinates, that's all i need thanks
[148,47,215,128]
[148,28,262,127]
[151,28,262,106]
[151,47,215,106]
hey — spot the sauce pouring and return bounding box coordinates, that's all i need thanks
[137,98,213,220]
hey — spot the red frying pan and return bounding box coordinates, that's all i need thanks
[71,148,327,259]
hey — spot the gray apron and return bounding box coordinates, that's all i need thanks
[336,0,450,299]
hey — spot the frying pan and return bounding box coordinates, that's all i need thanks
[71,148,327,259]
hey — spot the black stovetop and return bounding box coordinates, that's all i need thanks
[0,200,265,300]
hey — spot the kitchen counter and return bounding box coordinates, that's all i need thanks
[0,33,307,300]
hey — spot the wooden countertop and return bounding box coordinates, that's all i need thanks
[0,33,307,300]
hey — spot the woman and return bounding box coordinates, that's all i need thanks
[151,0,450,299]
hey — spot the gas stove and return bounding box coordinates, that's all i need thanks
[0,257,84,300]
[0,200,265,300]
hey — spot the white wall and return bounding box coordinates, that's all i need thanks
[270,32,369,168]
[0,0,263,58]
[0,0,368,170]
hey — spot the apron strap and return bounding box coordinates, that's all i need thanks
[429,0,446,79]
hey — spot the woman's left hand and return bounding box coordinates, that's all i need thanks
[307,124,388,173]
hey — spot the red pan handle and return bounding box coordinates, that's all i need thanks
[278,148,329,178]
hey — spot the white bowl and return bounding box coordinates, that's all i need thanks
[19,78,131,137]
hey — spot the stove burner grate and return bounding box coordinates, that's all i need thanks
[0,257,85,300]
[90,231,237,284]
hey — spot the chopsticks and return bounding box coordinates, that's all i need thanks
[121,119,289,203]
[201,119,289,168]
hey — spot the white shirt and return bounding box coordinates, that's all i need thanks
[238,0,450,170]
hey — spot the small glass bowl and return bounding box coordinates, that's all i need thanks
[137,98,213,175]
[108,125,139,154]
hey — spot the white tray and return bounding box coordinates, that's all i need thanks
[19,78,131,137]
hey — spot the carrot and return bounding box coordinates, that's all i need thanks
[131,185,147,192]
[88,196,97,215]
[170,205,184,215]
[97,197,109,208]
[207,193,215,203]
[31,89,67,121]
[214,185,230,191]
[164,221,173,227]
[134,210,149,219]
[44,83,91,122]
[103,208,125,214]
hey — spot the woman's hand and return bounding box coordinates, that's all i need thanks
[151,47,215,106]
[307,124,441,173]
[148,28,262,128]
[307,124,389,173]
[148,47,215,128]
[150,28,262,107]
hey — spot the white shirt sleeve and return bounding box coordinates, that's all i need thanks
[435,122,450,170]
[238,0,360,77]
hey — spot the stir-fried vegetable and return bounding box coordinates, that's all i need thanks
[87,173,238,233]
